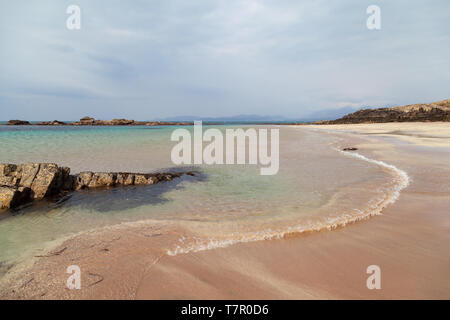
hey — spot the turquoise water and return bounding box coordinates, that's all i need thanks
[0,125,398,270]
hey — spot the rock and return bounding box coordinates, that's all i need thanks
[61,167,75,190]
[134,174,160,185]
[343,147,358,151]
[63,175,76,191]
[6,120,31,125]
[134,174,149,185]
[0,176,18,187]
[0,162,196,210]
[147,176,158,184]
[110,119,135,125]
[0,186,32,209]
[0,186,17,209]
[79,116,95,124]
[6,118,194,126]
[0,164,17,176]
[76,172,93,189]
[18,163,40,188]
[30,163,63,199]
[35,120,67,126]
[116,173,134,186]
[0,164,20,187]
[145,121,193,126]
[88,173,117,188]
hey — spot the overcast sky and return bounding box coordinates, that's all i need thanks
[0,0,449,120]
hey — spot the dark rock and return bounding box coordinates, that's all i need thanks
[61,167,75,191]
[343,147,358,151]
[6,120,31,125]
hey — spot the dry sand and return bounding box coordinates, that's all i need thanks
[1,122,449,299]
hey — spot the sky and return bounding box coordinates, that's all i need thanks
[0,0,449,120]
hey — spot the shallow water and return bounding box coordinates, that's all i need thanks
[0,125,402,267]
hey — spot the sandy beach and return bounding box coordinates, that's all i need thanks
[1,122,449,299]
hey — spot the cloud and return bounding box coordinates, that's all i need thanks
[0,0,449,120]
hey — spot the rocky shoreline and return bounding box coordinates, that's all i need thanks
[0,163,195,210]
[5,117,193,126]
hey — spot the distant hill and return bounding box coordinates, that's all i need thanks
[318,99,450,124]
[156,109,367,122]
[155,114,291,122]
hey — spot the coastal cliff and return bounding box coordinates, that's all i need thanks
[314,99,450,124]
[0,163,195,210]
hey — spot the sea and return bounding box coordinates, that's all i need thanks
[0,123,408,273]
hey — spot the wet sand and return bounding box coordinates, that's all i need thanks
[1,122,449,299]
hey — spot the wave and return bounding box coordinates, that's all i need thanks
[167,149,410,256]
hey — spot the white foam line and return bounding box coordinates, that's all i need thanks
[337,149,410,203]
[167,150,410,256]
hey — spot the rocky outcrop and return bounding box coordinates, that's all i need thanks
[0,163,195,210]
[35,120,67,126]
[110,119,135,125]
[69,117,193,126]
[0,163,73,209]
[317,99,450,124]
[6,120,31,125]
[80,116,95,124]
[4,117,193,126]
